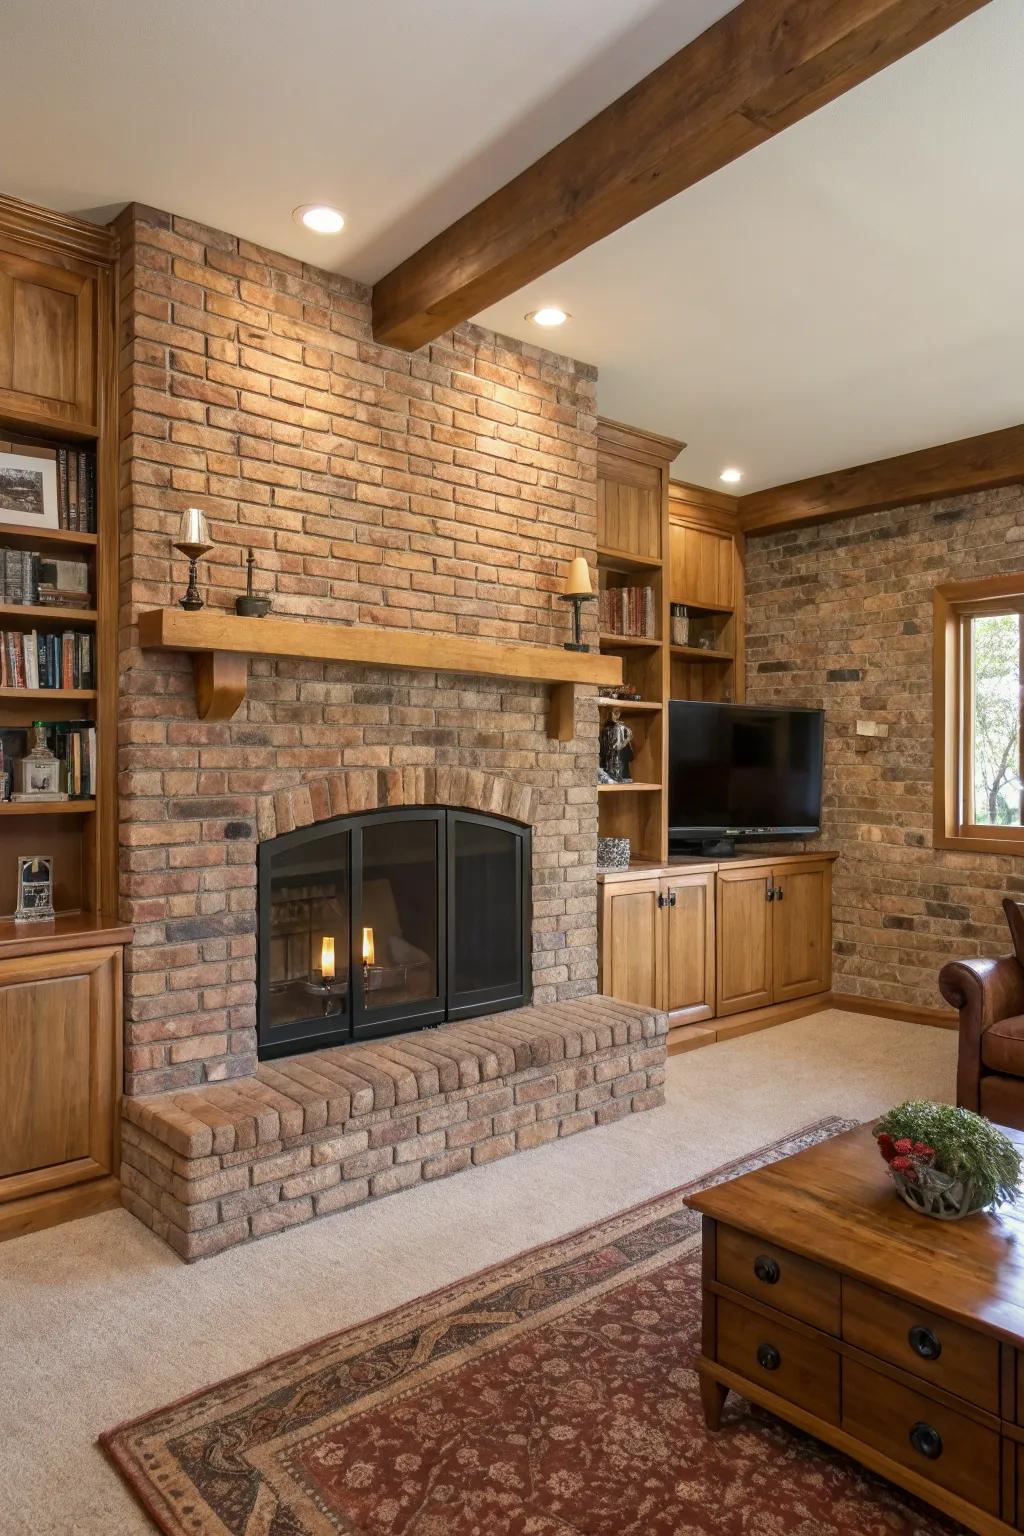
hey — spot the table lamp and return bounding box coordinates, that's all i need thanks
[174,507,214,611]
[560,556,596,652]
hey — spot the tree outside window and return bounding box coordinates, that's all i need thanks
[969,611,1023,827]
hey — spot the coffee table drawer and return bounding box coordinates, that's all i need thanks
[716,1225,840,1334]
[842,1360,1000,1516]
[842,1278,999,1414]
[716,1296,840,1424]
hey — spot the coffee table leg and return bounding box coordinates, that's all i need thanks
[700,1370,728,1430]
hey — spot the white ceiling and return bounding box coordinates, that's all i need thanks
[2,0,1020,493]
[0,0,735,281]
[480,0,1024,489]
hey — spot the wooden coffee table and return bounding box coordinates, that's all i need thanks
[686,1122,1024,1536]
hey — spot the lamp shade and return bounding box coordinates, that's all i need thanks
[563,556,593,597]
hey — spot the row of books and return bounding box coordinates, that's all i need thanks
[598,584,658,639]
[0,721,97,801]
[0,548,91,608]
[0,630,94,690]
[55,446,97,532]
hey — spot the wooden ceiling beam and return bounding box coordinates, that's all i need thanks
[371,0,990,351]
[738,422,1024,534]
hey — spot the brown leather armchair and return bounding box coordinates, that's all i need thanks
[939,899,1024,1130]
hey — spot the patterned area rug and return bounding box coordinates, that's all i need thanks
[102,1117,961,1535]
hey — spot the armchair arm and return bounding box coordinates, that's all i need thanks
[939,955,1024,1112]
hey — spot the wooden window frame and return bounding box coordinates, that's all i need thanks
[934,574,1024,854]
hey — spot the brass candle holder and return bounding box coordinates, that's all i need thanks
[174,507,214,611]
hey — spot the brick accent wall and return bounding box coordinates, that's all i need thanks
[114,203,600,1096]
[745,485,1024,1009]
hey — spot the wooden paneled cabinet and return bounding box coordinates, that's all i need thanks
[0,242,100,434]
[600,854,833,1028]
[0,934,127,1239]
[599,869,716,1020]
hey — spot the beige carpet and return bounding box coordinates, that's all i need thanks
[0,1009,955,1536]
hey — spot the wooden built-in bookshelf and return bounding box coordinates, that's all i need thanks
[596,421,745,866]
[0,192,124,1242]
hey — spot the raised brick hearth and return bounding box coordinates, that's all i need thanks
[121,998,667,1259]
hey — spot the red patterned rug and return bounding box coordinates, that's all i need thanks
[102,1118,961,1535]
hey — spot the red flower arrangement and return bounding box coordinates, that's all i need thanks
[876,1133,936,1185]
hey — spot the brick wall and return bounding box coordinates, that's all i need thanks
[745,485,1024,1009]
[114,204,600,1096]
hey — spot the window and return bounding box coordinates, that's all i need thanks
[934,576,1024,853]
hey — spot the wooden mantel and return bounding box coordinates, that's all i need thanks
[137,608,622,740]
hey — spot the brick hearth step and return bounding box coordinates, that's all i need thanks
[121,997,668,1260]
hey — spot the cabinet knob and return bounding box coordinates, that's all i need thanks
[908,1324,942,1361]
[756,1343,781,1372]
[753,1254,780,1285]
[909,1421,943,1460]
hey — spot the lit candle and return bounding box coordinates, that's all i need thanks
[320,935,335,981]
[362,926,375,966]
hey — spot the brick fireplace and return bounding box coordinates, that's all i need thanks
[112,204,666,1255]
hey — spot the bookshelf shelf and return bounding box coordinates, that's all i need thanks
[0,799,96,816]
[599,633,661,650]
[0,523,98,552]
[0,604,97,626]
[669,643,733,662]
[597,545,662,573]
[0,687,97,702]
[596,698,662,713]
[598,782,661,793]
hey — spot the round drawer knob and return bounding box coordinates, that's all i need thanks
[909,1421,943,1460]
[909,1324,942,1360]
[756,1343,781,1372]
[754,1255,780,1285]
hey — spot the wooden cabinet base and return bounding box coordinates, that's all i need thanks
[0,1174,120,1244]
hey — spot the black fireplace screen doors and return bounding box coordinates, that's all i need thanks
[258,806,531,1058]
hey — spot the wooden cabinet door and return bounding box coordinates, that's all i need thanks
[661,871,715,1021]
[716,867,773,1016]
[670,521,736,609]
[0,247,97,431]
[772,860,832,1002]
[598,461,663,560]
[599,878,662,1009]
[0,946,120,1205]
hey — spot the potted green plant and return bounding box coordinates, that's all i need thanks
[874,1101,1022,1221]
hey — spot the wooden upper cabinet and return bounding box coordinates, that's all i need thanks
[772,860,832,1002]
[0,945,121,1205]
[716,866,773,1016]
[598,459,663,560]
[670,520,736,609]
[599,878,661,1010]
[0,245,98,431]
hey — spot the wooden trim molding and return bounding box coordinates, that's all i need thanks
[829,991,958,1030]
[0,191,116,265]
[370,0,990,350]
[933,572,1024,856]
[740,422,1024,535]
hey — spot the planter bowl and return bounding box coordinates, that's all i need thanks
[892,1166,988,1221]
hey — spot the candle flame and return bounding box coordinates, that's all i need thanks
[320,935,335,981]
[362,926,375,966]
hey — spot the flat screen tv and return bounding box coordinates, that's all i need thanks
[668,701,824,853]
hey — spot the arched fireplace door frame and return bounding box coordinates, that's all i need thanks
[257,805,532,1059]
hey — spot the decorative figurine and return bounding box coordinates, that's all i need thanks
[174,507,214,612]
[235,548,271,617]
[15,854,55,922]
[599,708,635,783]
[560,556,596,652]
[12,722,65,801]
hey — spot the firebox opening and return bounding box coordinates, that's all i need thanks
[258,806,531,1059]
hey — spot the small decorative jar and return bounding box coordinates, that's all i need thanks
[597,836,630,871]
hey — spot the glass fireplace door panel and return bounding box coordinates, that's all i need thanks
[354,812,444,1032]
[264,826,350,1047]
[448,812,529,1016]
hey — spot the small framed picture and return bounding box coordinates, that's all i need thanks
[15,855,55,922]
[0,448,59,530]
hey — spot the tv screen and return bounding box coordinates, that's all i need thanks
[668,701,824,841]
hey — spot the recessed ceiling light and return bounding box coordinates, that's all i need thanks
[719,467,743,484]
[526,306,570,328]
[293,204,345,235]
